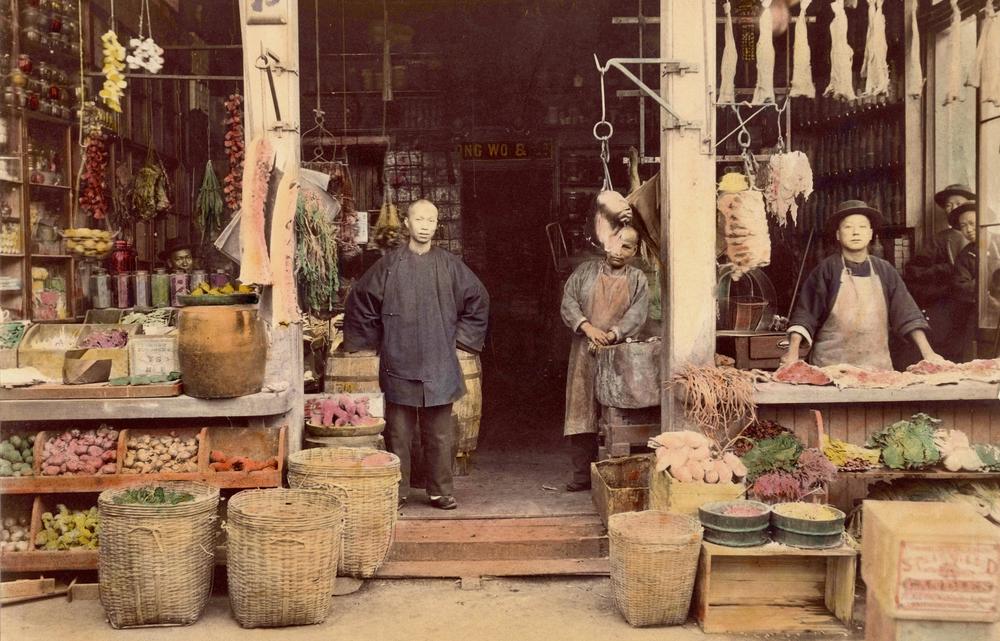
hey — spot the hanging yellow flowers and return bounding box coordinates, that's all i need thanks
[99,30,127,112]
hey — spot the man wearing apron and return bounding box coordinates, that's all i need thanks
[560,226,649,491]
[781,200,943,370]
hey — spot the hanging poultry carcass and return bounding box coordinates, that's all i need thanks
[824,0,857,101]
[861,0,890,98]
[719,1,738,104]
[789,0,816,99]
[752,0,777,104]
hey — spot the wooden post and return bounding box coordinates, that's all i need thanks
[660,0,717,433]
[238,0,304,452]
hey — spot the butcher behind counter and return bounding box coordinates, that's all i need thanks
[780,200,946,371]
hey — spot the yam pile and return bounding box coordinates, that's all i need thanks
[649,430,748,484]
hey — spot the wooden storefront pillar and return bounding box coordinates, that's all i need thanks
[238,0,304,452]
[659,0,717,433]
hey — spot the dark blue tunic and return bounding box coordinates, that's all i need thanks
[343,245,490,407]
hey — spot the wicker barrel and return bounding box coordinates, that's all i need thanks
[454,349,482,453]
[226,488,344,628]
[324,348,381,394]
[609,510,703,627]
[98,482,220,628]
[287,447,400,578]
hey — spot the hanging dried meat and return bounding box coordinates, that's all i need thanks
[223,94,245,214]
[966,0,1000,108]
[718,1,738,104]
[942,0,965,106]
[718,179,770,281]
[824,0,856,101]
[789,0,816,99]
[906,0,924,98]
[860,0,890,98]
[238,136,276,285]
[78,132,110,221]
[269,167,300,326]
[752,0,776,104]
[764,151,813,227]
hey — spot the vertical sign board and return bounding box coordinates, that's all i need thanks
[896,541,1000,618]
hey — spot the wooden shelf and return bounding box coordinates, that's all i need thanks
[838,469,1000,481]
[0,388,294,421]
[29,254,71,259]
[0,470,282,494]
[0,549,98,572]
[751,380,1000,405]
[26,183,71,191]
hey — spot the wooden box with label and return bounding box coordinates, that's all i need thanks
[862,500,1000,624]
[128,335,179,377]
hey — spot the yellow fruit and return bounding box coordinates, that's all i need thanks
[220,284,235,294]
[237,284,253,293]
[191,289,204,297]
[82,239,97,249]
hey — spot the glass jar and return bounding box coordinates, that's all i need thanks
[151,268,170,307]
[107,239,136,274]
[209,269,229,290]
[113,272,132,308]
[169,271,190,308]
[133,270,150,308]
[190,268,208,291]
[90,267,111,309]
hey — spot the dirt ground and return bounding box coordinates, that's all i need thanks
[0,576,865,641]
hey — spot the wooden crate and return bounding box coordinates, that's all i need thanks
[648,471,745,517]
[865,589,1000,641]
[598,405,659,459]
[17,323,84,380]
[693,536,858,634]
[589,454,651,527]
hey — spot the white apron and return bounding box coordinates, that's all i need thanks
[809,257,893,370]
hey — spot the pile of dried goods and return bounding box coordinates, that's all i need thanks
[306,394,380,427]
[112,486,195,505]
[773,502,841,521]
[1,516,30,552]
[122,433,199,474]
[34,505,99,550]
[223,94,244,214]
[41,427,118,476]
[648,430,748,483]
[0,434,35,477]
[78,328,129,349]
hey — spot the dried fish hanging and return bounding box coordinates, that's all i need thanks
[906,0,924,98]
[825,0,857,101]
[942,0,965,106]
[966,0,1000,108]
[860,0,890,98]
[718,1,738,104]
[752,0,776,104]
[789,0,816,99]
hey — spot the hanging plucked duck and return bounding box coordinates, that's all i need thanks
[789,0,816,98]
[752,0,776,104]
[861,0,890,98]
[825,0,856,101]
[906,0,924,98]
[942,0,965,105]
[719,1,737,103]
[966,0,1000,107]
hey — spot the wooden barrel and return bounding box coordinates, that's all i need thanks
[454,350,482,453]
[324,348,381,394]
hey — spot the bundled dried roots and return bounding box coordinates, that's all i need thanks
[671,365,757,443]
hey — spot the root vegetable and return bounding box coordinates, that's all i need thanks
[723,452,748,478]
[705,469,720,484]
[686,461,705,482]
[655,455,670,473]
[671,466,693,482]
[690,446,711,461]
[665,449,689,471]
[682,431,709,448]
[714,460,734,484]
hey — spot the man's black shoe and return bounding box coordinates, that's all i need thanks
[565,481,591,492]
[429,495,457,510]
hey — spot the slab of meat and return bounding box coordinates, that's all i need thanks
[752,0,776,104]
[789,0,816,98]
[821,364,917,389]
[719,188,770,281]
[906,359,960,376]
[238,136,276,285]
[718,1,737,103]
[773,361,832,386]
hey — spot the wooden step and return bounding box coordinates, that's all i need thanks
[376,558,610,578]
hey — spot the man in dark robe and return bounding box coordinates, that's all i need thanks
[343,200,489,510]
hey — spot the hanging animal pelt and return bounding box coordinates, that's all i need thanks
[861,0,890,98]
[719,1,738,103]
[789,0,816,98]
[752,0,776,104]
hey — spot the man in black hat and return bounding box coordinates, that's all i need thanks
[158,240,195,272]
[944,202,979,361]
[781,200,942,370]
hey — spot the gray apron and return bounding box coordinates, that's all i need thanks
[809,257,893,370]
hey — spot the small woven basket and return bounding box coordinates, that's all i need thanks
[609,510,704,627]
[287,446,400,578]
[226,488,345,628]
[98,482,220,629]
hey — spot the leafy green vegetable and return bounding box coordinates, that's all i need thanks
[740,434,803,481]
[867,413,942,470]
[114,486,195,505]
[974,444,1000,471]
[196,160,225,244]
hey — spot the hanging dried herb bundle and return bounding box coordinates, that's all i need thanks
[195,160,224,243]
[295,189,339,317]
[671,365,757,443]
[128,161,171,221]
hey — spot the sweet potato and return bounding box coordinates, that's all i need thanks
[689,446,711,461]
[210,450,227,463]
[723,452,747,478]
[210,461,232,472]
[704,469,720,483]
[321,399,336,426]
[713,460,734,484]
[686,460,705,481]
[671,465,693,482]
[683,431,709,448]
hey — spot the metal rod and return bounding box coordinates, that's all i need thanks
[84,72,243,80]
[160,44,243,50]
[594,56,693,125]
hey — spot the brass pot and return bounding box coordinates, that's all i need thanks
[177,305,267,398]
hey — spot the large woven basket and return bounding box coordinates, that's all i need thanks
[98,482,220,628]
[609,510,703,627]
[287,446,400,578]
[226,488,345,628]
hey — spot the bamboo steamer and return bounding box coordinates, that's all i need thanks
[324,348,381,394]
[177,305,266,398]
[454,349,482,453]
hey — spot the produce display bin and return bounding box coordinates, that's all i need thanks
[16,323,84,380]
[693,535,859,634]
[0,321,29,369]
[128,334,179,377]
[73,324,141,379]
[648,470,746,517]
[83,308,124,324]
[590,454,651,527]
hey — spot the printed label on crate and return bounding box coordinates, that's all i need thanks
[129,337,178,376]
[895,541,1000,616]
